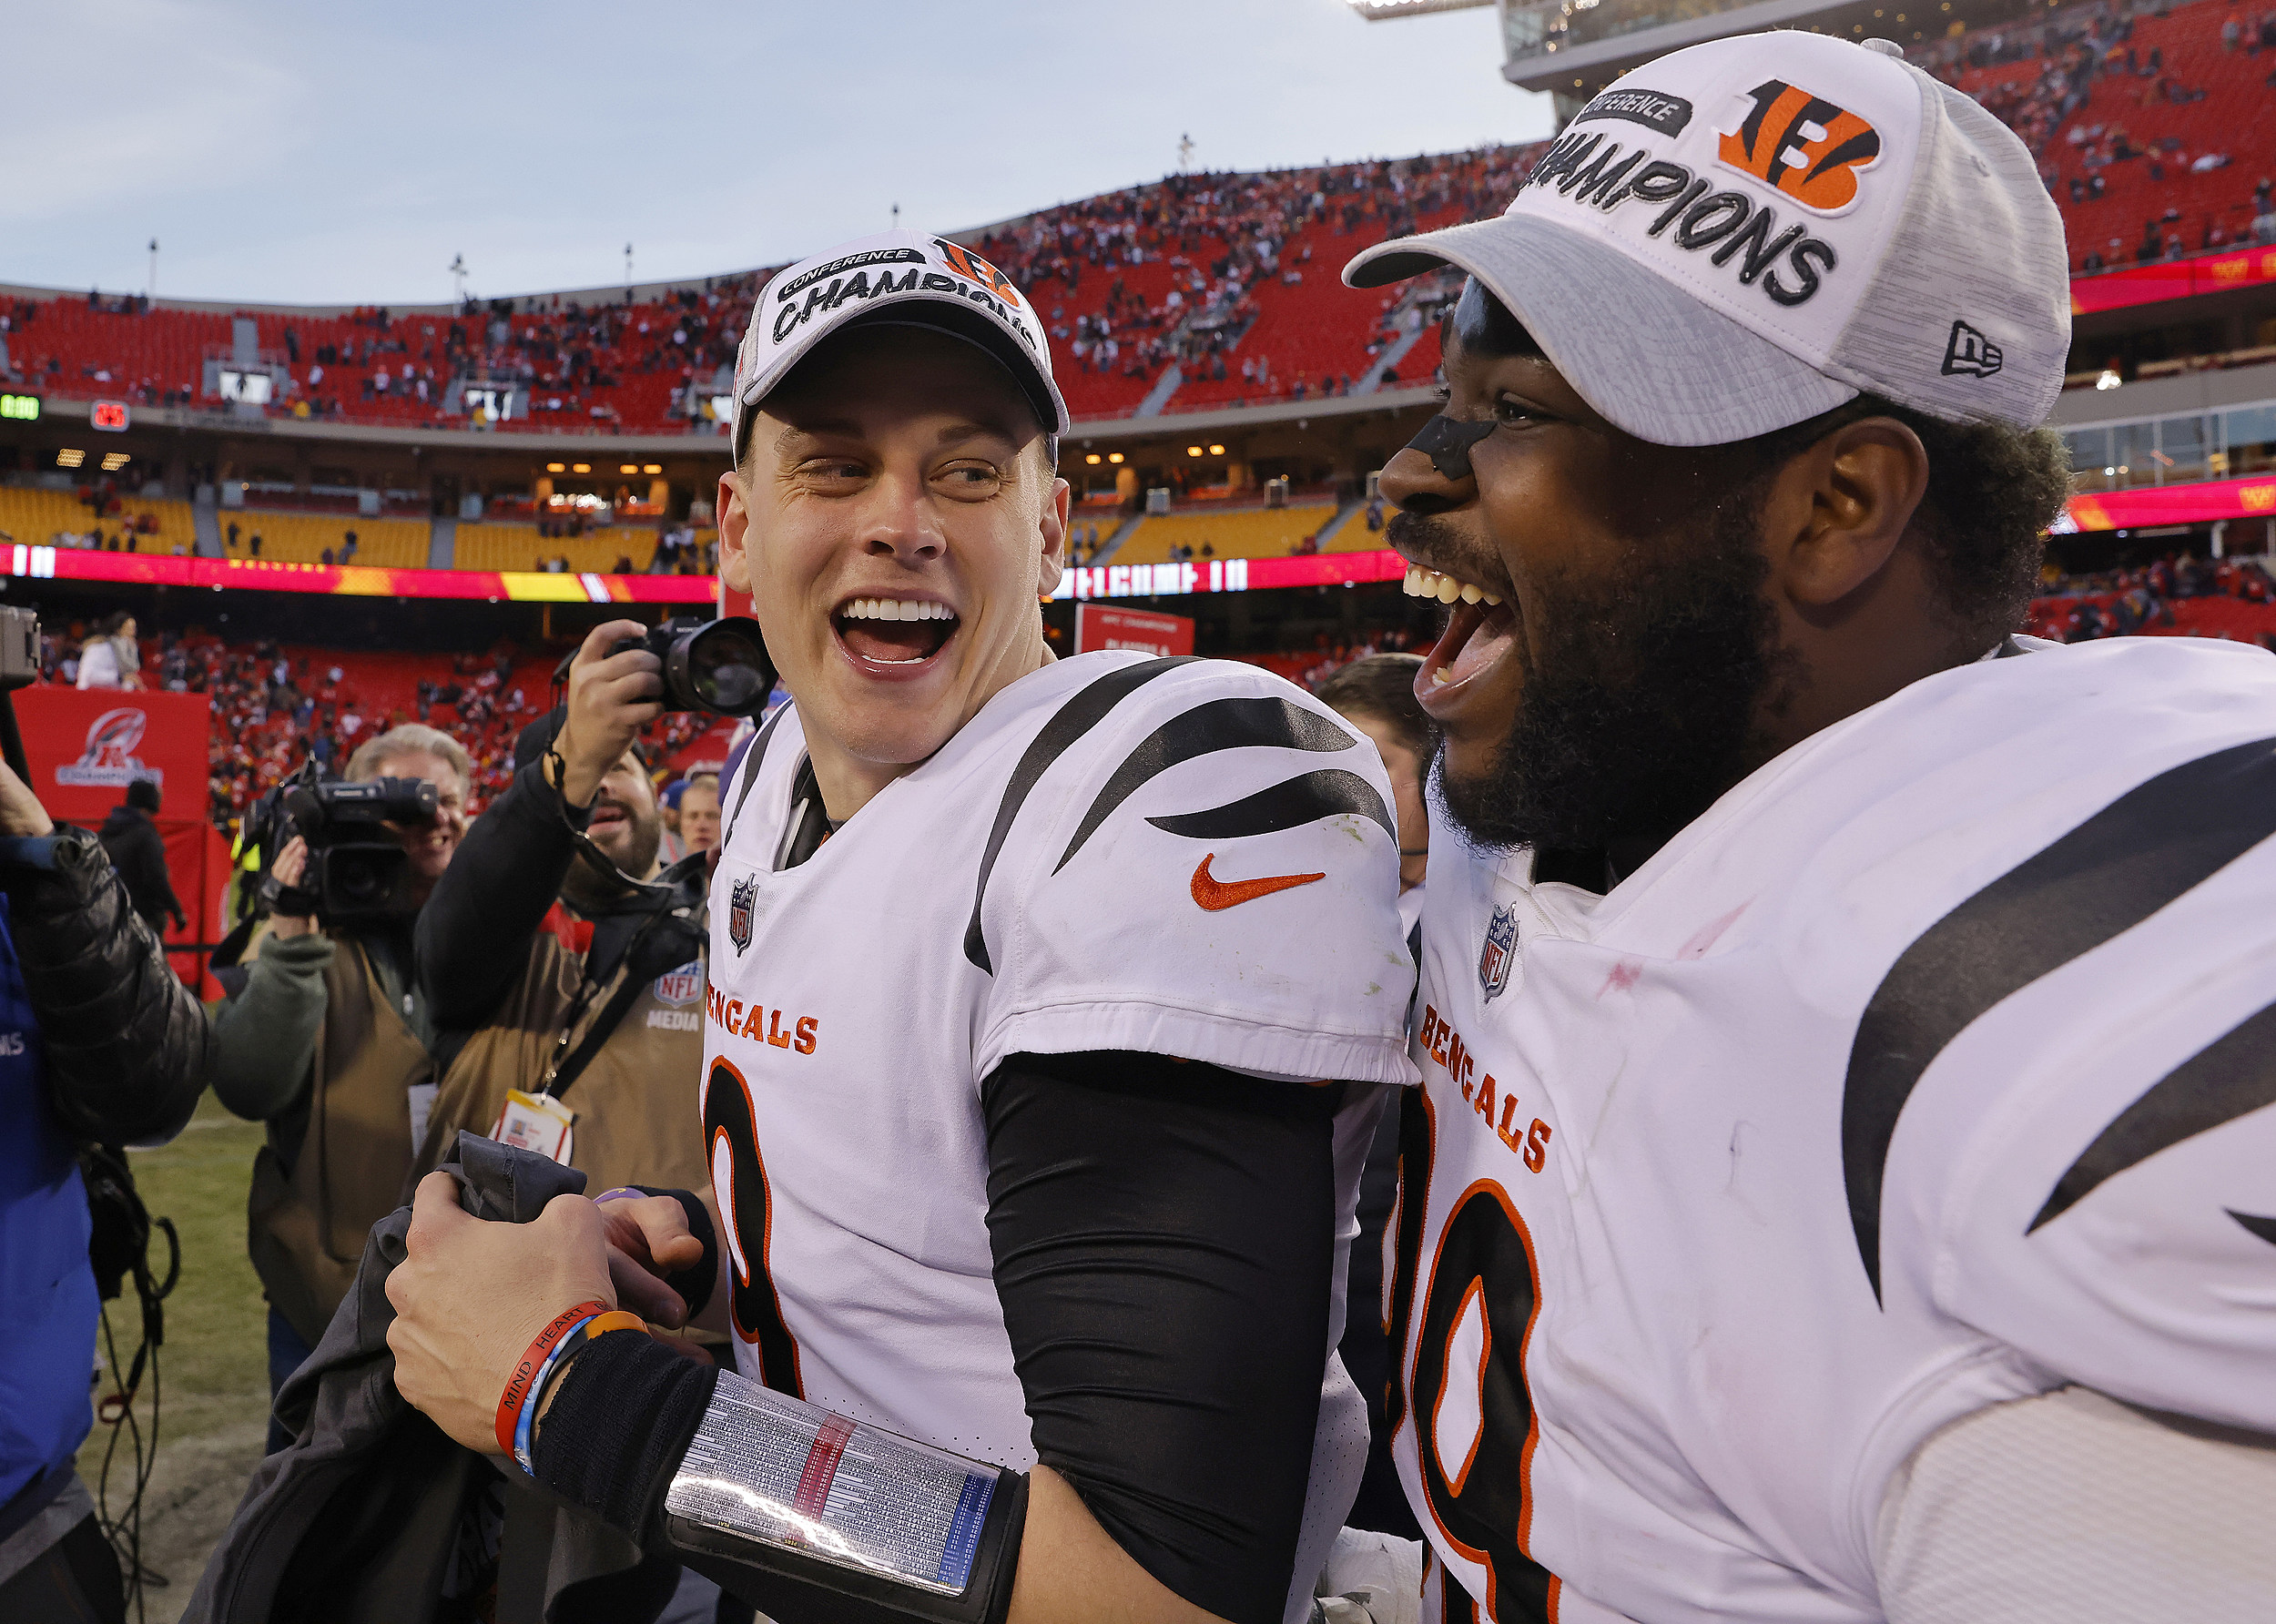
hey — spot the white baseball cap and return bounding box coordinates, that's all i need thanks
[1344,33,2071,446]
[731,228,1071,461]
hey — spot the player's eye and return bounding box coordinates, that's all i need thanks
[798,459,869,486]
[1491,393,1550,430]
[934,462,1004,496]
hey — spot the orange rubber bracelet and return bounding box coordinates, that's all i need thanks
[495,1298,610,1457]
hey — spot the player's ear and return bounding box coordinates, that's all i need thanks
[1036,461,1070,602]
[1763,417,1929,613]
[718,468,754,596]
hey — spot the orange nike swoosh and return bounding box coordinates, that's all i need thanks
[1190,853,1326,911]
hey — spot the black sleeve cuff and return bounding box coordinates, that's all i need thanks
[531,1328,718,1546]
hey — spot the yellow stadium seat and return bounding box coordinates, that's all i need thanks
[1112,504,1340,565]
[453,523,658,574]
[225,512,430,568]
[0,487,196,556]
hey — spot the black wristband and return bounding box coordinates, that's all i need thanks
[631,1184,717,1320]
[531,1327,718,1544]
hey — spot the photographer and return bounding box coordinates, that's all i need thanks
[208,725,468,1447]
[411,623,710,1201]
[0,757,209,1623]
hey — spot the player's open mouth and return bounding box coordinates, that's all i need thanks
[831,594,960,677]
[589,799,630,834]
[1407,565,1514,714]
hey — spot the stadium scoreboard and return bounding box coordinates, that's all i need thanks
[0,392,39,421]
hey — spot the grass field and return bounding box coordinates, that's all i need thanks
[76,1091,273,1622]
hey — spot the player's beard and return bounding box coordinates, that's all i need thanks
[1436,485,1804,858]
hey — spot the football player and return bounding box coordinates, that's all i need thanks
[384,228,1418,1624]
[1337,31,2276,1624]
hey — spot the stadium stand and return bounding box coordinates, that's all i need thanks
[452,523,657,574]
[50,632,724,829]
[0,483,195,553]
[218,511,430,567]
[1919,0,2276,269]
[24,1,2271,434]
[1110,502,1342,565]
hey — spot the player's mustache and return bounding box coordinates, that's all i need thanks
[1386,509,1493,582]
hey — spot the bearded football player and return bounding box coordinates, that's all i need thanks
[384,228,1419,1624]
[1336,31,2276,1624]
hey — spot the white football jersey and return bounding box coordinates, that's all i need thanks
[1391,637,2276,1624]
[701,651,1418,1621]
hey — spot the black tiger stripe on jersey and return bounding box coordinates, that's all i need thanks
[2229,1211,2276,1247]
[963,655,1200,973]
[1842,735,2276,1303]
[1146,767,1395,844]
[2028,995,2276,1232]
[1054,697,1356,873]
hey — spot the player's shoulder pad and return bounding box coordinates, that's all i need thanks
[960,655,1397,974]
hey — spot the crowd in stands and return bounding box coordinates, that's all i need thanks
[9,0,2276,428]
[36,625,717,833]
[2027,549,2276,639]
[1914,0,2276,269]
[975,148,1538,413]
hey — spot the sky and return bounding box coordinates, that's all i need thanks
[5,0,1552,309]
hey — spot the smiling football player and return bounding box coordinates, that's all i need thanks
[384,228,1420,1624]
[1343,31,2276,1624]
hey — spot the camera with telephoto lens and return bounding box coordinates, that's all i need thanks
[611,616,775,717]
[270,761,439,927]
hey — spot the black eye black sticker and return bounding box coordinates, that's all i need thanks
[1405,414,1497,481]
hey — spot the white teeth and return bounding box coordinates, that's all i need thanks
[1430,666,1451,686]
[1402,564,1504,609]
[841,598,952,622]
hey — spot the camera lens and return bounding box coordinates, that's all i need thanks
[682,621,772,716]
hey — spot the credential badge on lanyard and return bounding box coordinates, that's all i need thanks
[493,1088,574,1164]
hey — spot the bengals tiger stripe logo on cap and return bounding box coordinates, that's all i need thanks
[1716,79,1882,213]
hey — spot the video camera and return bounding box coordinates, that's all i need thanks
[259,761,440,927]
[609,616,775,717]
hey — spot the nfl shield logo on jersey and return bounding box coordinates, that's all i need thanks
[1479,902,1519,1001]
[728,875,757,955]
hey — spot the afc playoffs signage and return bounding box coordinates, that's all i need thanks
[1052,550,1407,601]
[0,541,1412,604]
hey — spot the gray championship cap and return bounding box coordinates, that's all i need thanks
[731,229,1071,462]
[1345,33,2071,445]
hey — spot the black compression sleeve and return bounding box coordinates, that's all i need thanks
[982,1051,1337,1624]
[531,1326,717,1541]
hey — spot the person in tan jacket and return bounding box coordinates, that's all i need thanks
[208,724,469,1452]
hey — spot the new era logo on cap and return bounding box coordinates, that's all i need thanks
[1942,320,2003,378]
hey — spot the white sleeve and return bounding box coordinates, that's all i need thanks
[1875,1385,2276,1624]
[974,662,1417,1089]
